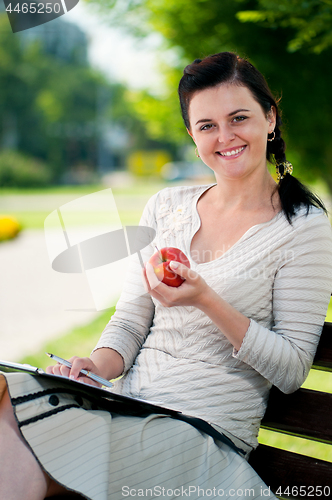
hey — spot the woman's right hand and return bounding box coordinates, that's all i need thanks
[46,356,103,387]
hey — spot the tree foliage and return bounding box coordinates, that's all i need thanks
[0,14,101,180]
[0,13,166,183]
[237,0,332,54]
[87,0,332,190]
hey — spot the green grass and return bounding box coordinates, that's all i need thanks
[257,428,332,462]
[9,211,56,229]
[1,180,169,229]
[21,308,115,371]
[0,179,168,197]
[11,210,145,229]
[0,185,105,195]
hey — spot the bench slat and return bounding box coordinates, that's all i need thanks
[261,387,332,444]
[312,322,332,371]
[249,444,332,499]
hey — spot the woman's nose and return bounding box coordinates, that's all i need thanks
[217,124,235,144]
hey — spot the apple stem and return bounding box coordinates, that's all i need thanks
[155,245,163,261]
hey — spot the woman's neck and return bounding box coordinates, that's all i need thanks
[210,170,280,215]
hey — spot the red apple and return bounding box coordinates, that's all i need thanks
[148,247,190,287]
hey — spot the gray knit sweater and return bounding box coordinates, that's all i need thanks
[94,184,332,448]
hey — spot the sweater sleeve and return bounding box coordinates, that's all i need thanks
[233,211,332,394]
[92,192,159,372]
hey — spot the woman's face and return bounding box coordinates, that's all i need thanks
[187,83,276,182]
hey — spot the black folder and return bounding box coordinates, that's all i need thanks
[0,359,179,417]
[0,359,245,455]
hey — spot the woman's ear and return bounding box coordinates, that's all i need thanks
[267,106,277,130]
[187,128,194,141]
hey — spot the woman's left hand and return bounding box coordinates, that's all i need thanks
[143,259,249,351]
[143,260,210,308]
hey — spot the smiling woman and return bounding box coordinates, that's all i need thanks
[1,52,332,500]
[178,52,326,223]
[187,84,276,184]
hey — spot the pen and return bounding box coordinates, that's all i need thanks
[46,353,113,388]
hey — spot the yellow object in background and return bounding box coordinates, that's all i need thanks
[127,150,171,176]
[0,216,21,242]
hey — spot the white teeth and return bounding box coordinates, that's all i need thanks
[219,146,245,156]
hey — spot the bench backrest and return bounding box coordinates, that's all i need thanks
[249,322,332,499]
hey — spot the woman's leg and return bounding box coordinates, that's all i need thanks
[0,387,72,499]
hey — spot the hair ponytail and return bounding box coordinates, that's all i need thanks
[277,173,327,224]
[269,111,327,223]
[178,52,328,223]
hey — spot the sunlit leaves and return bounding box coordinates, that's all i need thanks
[237,0,332,53]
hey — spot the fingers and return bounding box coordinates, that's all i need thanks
[143,260,197,291]
[71,375,101,388]
[46,363,70,378]
[169,261,198,282]
[142,258,205,309]
[68,357,96,381]
[46,356,101,386]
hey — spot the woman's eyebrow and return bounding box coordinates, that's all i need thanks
[195,118,212,125]
[195,108,251,125]
[228,108,250,116]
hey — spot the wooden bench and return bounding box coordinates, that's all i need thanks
[49,323,332,500]
[249,321,332,499]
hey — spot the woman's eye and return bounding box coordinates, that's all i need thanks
[233,115,247,123]
[200,123,214,131]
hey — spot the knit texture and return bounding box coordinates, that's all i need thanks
[94,184,332,448]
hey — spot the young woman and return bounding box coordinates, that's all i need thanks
[1,52,332,500]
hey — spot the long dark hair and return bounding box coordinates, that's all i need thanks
[178,52,326,223]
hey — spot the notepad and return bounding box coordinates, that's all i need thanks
[0,359,178,416]
[0,359,245,455]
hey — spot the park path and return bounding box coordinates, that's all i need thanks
[0,228,109,362]
[0,190,145,362]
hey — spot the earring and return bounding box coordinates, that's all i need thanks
[276,160,293,181]
[267,131,275,142]
[195,147,200,158]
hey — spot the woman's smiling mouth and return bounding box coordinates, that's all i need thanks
[217,146,247,157]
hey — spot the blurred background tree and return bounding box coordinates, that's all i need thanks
[237,0,332,54]
[1,1,331,188]
[87,0,332,190]
[0,10,175,186]
[0,13,101,184]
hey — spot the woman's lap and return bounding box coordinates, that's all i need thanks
[1,372,276,500]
